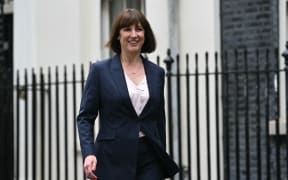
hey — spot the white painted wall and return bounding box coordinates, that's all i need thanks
[34,0,81,68]
[79,0,102,64]
[14,0,35,71]
[14,1,36,179]
[145,0,169,66]
[180,0,220,54]
[178,1,221,180]
[14,0,85,72]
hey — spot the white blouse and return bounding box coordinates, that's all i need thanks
[124,74,149,137]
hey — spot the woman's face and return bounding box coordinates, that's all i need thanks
[118,23,145,55]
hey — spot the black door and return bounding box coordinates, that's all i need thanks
[0,11,13,180]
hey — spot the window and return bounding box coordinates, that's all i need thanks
[110,0,144,29]
[101,0,145,58]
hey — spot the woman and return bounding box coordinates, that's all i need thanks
[77,8,179,180]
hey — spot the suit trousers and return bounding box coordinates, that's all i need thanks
[135,137,164,180]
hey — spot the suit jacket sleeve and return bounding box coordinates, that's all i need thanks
[77,63,100,160]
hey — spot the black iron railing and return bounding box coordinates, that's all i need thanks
[12,47,288,180]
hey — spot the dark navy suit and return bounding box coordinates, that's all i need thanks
[77,55,179,179]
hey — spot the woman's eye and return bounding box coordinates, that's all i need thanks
[136,27,143,31]
[123,28,131,31]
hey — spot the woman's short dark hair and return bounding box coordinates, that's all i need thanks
[106,8,156,54]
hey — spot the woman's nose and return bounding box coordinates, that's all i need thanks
[130,29,137,37]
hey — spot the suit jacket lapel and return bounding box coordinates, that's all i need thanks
[110,55,157,118]
[110,55,137,115]
[139,58,155,118]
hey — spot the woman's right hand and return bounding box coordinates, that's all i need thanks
[84,155,98,180]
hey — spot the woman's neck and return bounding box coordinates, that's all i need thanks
[120,52,141,65]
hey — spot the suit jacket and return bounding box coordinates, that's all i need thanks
[77,55,179,179]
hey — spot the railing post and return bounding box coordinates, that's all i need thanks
[163,49,175,179]
[282,41,288,63]
[164,49,174,72]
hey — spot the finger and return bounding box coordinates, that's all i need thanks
[87,171,97,179]
[91,159,97,171]
[84,163,91,171]
[85,164,97,178]
[84,164,93,176]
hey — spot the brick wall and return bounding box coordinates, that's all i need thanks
[220,0,281,179]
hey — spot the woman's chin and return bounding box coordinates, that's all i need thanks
[126,47,141,54]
